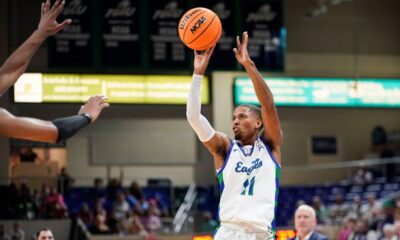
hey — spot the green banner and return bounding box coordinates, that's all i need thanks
[234,77,400,108]
[14,73,209,105]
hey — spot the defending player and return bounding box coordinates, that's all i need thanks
[0,0,109,143]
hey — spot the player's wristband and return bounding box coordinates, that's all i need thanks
[52,114,91,142]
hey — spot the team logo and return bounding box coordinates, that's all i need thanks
[235,158,263,175]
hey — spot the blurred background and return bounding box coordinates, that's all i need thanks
[0,0,400,239]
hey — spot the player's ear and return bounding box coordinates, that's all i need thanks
[255,118,262,129]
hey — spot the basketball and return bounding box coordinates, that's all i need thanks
[178,7,222,51]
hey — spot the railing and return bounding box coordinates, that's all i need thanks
[70,218,91,240]
[172,183,197,234]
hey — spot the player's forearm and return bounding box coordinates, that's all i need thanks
[186,74,203,121]
[186,74,215,142]
[243,61,276,108]
[0,115,58,143]
[0,30,47,96]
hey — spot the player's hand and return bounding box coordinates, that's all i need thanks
[37,0,72,37]
[78,95,110,123]
[193,46,215,75]
[233,32,253,66]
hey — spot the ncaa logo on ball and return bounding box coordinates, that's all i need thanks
[190,16,206,34]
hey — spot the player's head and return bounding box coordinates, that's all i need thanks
[232,104,263,141]
[36,228,54,240]
[294,205,317,237]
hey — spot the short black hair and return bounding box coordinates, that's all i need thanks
[236,104,262,119]
[36,228,52,239]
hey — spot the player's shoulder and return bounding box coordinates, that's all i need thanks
[214,131,233,145]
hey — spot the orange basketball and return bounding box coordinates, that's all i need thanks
[178,7,222,51]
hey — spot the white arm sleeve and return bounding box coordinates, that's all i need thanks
[186,74,215,142]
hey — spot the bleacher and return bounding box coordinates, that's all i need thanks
[61,177,400,228]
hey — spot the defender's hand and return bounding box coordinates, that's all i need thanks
[37,0,72,37]
[78,95,110,123]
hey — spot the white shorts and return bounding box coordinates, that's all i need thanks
[214,224,274,240]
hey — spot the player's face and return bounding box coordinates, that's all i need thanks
[38,230,54,240]
[294,209,316,236]
[232,106,261,141]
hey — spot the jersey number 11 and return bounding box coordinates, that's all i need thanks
[241,176,255,196]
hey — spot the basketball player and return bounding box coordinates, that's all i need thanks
[36,228,54,240]
[186,32,282,240]
[0,0,109,143]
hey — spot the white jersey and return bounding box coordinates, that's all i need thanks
[217,137,281,235]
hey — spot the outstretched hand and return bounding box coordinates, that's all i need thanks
[233,32,253,66]
[37,0,71,37]
[78,95,110,123]
[193,46,215,75]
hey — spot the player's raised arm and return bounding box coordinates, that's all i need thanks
[0,95,109,143]
[0,0,71,96]
[233,32,283,163]
[186,47,230,168]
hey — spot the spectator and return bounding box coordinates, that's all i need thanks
[106,166,123,202]
[142,201,162,233]
[106,207,120,234]
[372,126,387,146]
[361,193,383,224]
[9,222,24,240]
[91,202,110,234]
[38,184,50,218]
[35,228,54,240]
[0,224,11,240]
[329,194,349,225]
[89,178,106,203]
[129,182,149,213]
[18,148,38,163]
[122,210,148,237]
[352,167,373,186]
[113,192,130,221]
[153,193,170,217]
[6,183,19,218]
[311,196,329,224]
[394,221,400,238]
[200,211,218,233]
[347,219,377,240]
[381,224,398,240]
[57,167,74,197]
[16,183,37,219]
[91,213,110,234]
[339,215,357,240]
[77,203,93,228]
[348,195,363,218]
[44,187,68,219]
[289,204,328,240]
